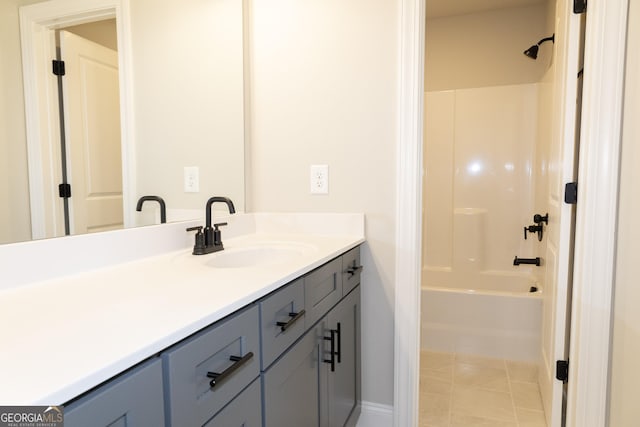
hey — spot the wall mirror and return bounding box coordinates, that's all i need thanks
[0,0,246,245]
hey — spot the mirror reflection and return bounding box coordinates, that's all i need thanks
[0,0,245,245]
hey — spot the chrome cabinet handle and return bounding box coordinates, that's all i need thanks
[207,352,254,389]
[276,310,306,332]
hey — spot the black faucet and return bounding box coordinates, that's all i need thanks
[187,197,236,255]
[136,196,166,224]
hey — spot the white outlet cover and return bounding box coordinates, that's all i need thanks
[184,166,199,193]
[310,164,329,194]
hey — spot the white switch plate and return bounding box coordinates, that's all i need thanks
[310,164,329,194]
[184,166,199,193]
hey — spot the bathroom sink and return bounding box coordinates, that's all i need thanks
[203,242,314,268]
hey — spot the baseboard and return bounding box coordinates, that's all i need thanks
[355,401,394,427]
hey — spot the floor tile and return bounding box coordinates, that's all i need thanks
[454,363,509,392]
[450,413,517,427]
[419,391,451,427]
[506,360,538,383]
[422,350,455,373]
[421,371,453,395]
[451,386,516,422]
[516,407,547,426]
[455,353,506,369]
[511,381,544,411]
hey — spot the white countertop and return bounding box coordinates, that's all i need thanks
[0,213,364,405]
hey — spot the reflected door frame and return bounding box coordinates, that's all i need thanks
[19,0,135,239]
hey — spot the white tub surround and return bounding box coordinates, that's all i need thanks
[0,213,364,405]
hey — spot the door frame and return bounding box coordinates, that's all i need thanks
[393,1,629,426]
[20,0,135,239]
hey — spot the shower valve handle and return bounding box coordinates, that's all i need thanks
[533,213,549,224]
[524,224,543,241]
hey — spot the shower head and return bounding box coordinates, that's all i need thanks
[524,34,555,60]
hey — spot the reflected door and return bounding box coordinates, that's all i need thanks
[60,30,123,234]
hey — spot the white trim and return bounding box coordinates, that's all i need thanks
[393,0,424,426]
[356,402,394,427]
[566,0,628,425]
[19,0,135,238]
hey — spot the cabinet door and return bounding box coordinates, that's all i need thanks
[326,286,361,427]
[263,322,326,427]
[65,358,165,427]
[203,378,261,427]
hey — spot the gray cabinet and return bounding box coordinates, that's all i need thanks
[260,278,306,370]
[65,358,165,427]
[163,305,260,427]
[325,287,361,427]
[263,321,325,427]
[341,247,362,296]
[305,257,343,327]
[263,246,362,427]
[62,245,362,427]
[203,378,262,427]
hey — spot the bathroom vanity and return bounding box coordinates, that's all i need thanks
[0,213,364,427]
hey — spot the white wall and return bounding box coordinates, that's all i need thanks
[425,4,549,91]
[608,0,640,422]
[247,0,399,407]
[130,0,245,218]
[65,19,118,51]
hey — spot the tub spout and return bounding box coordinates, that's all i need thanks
[513,256,541,266]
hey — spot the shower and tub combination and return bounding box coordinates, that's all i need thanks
[422,83,545,363]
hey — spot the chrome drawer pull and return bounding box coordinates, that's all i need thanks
[276,309,306,332]
[207,352,254,389]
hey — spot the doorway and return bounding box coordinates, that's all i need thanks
[56,21,124,235]
[19,0,134,241]
[418,1,583,426]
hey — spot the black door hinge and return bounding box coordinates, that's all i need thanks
[556,360,569,383]
[58,183,72,198]
[52,59,66,76]
[574,0,587,13]
[564,182,578,204]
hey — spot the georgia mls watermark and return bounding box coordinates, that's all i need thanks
[0,406,63,427]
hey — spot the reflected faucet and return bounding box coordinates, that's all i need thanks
[136,196,166,224]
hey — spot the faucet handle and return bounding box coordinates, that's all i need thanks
[213,222,228,230]
[186,226,206,255]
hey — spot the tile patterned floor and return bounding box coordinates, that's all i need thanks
[419,351,547,427]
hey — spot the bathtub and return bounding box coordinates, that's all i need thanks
[421,269,542,362]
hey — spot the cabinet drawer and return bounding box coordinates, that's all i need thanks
[163,305,259,427]
[260,278,306,369]
[342,246,362,296]
[65,358,165,427]
[203,378,262,427]
[304,257,342,327]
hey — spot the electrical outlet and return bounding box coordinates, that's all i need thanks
[184,166,199,193]
[310,164,329,194]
